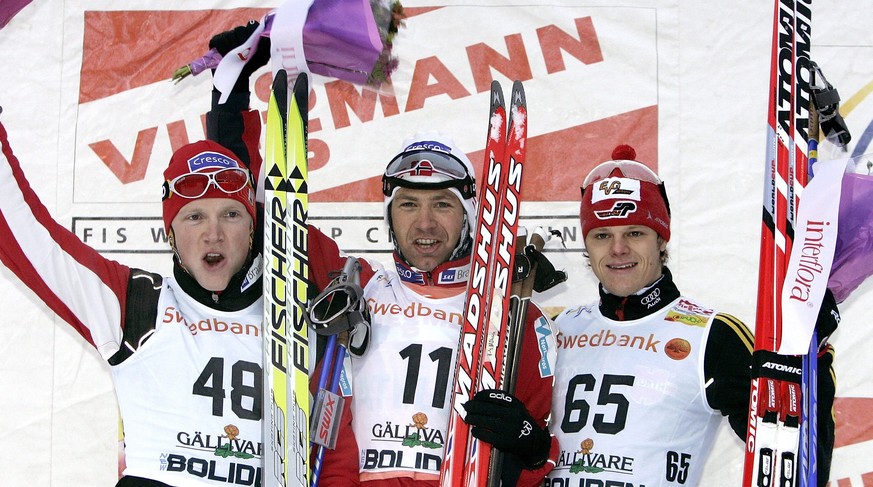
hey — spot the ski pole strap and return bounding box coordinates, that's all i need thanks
[308,257,371,356]
[752,351,804,437]
[309,281,366,335]
[810,61,851,147]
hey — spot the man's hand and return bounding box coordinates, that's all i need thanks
[463,389,551,469]
[815,289,840,352]
[208,20,270,91]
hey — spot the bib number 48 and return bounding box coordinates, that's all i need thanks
[192,357,262,420]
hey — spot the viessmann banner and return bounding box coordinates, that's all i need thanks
[68,6,659,257]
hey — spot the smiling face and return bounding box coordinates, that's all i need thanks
[390,187,465,272]
[584,224,666,297]
[170,198,254,292]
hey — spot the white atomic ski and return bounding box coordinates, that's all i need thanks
[744,1,813,486]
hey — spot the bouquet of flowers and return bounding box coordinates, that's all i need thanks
[172,0,404,87]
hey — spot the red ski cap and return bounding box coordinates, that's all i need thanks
[579,144,671,241]
[161,140,256,233]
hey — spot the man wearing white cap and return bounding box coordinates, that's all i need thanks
[309,133,558,486]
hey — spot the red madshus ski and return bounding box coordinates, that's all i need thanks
[744,1,813,486]
[440,80,527,487]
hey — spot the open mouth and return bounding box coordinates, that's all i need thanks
[204,252,225,266]
[415,238,438,248]
[608,262,636,270]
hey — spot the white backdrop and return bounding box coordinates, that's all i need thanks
[1,1,872,485]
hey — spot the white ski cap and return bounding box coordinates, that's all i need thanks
[382,132,478,258]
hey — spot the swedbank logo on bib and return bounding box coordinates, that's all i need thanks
[162,306,260,337]
[556,328,660,353]
[366,298,462,326]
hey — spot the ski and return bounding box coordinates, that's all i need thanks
[287,73,311,487]
[263,70,310,487]
[263,69,290,487]
[743,1,813,486]
[440,80,506,487]
[441,80,527,487]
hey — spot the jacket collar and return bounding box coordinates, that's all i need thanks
[598,266,680,321]
[393,252,471,288]
[173,254,262,312]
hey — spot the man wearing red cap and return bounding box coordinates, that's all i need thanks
[0,115,267,485]
[545,146,839,486]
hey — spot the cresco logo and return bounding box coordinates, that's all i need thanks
[403,140,451,153]
[187,151,237,171]
[394,262,425,284]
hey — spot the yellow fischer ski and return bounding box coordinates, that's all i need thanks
[263,69,310,487]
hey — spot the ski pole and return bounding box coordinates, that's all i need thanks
[308,256,365,487]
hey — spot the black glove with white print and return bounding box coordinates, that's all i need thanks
[463,389,551,470]
[208,20,270,93]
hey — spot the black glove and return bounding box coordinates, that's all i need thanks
[463,389,551,469]
[814,288,840,352]
[208,20,271,92]
[526,245,568,293]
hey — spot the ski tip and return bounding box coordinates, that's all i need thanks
[290,74,310,138]
[293,72,309,92]
[510,80,526,107]
[272,70,288,91]
[271,71,289,120]
[490,83,505,111]
[292,73,309,114]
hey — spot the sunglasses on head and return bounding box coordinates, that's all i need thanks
[382,149,475,198]
[163,167,250,200]
[384,149,471,181]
